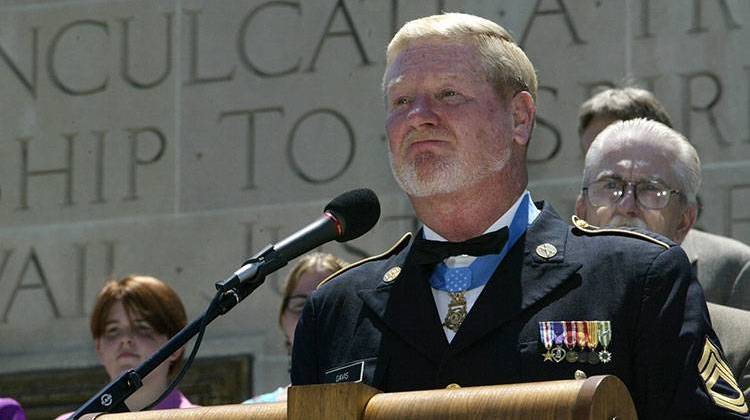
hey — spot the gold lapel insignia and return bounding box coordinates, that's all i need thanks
[317,233,412,289]
[571,215,670,250]
[698,337,748,414]
[572,215,592,230]
[383,267,401,283]
[536,243,557,259]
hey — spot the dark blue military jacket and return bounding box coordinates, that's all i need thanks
[291,202,749,419]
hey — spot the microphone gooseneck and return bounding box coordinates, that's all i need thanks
[71,188,381,419]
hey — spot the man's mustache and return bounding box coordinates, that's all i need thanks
[605,215,649,230]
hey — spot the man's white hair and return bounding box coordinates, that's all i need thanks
[583,118,702,203]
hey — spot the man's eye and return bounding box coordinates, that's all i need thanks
[394,97,410,106]
[602,181,620,190]
[440,90,458,98]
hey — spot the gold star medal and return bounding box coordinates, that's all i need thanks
[539,321,555,362]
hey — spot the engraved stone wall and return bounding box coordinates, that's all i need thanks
[0,0,747,410]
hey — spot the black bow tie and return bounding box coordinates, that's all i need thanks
[410,227,509,265]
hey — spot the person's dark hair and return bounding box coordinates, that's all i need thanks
[90,275,188,375]
[578,87,673,135]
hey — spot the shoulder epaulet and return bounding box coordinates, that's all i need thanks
[571,215,671,250]
[317,232,413,289]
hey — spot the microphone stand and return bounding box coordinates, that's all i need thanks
[71,245,284,418]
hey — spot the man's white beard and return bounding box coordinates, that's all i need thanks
[389,147,510,198]
[606,215,649,230]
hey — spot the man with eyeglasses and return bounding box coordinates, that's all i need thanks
[576,117,750,401]
[575,118,696,244]
[578,87,750,312]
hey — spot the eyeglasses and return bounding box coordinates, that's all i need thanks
[583,178,682,209]
[282,294,309,315]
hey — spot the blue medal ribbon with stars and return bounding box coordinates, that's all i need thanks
[429,193,532,292]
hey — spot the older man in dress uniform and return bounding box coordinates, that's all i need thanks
[291,13,748,419]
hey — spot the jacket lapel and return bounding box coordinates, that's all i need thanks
[449,203,582,355]
[358,238,450,365]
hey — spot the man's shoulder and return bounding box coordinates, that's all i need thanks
[315,233,412,292]
[531,204,676,254]
[525,206,680,272]
[568,215,675,250]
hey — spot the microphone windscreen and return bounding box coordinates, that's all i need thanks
[325,188,381,242]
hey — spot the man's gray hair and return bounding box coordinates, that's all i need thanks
[583,118,702,203]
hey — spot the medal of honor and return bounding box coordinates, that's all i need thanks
[443,292,467,332]
[598,321,612,363]
[539,322,555,362]
[564,321,578,363]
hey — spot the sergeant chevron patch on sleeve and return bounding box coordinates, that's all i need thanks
[698,336,748,414]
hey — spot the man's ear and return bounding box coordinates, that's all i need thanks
[511,91,536,146]
[575,193,587,219]
[675,203,698,244]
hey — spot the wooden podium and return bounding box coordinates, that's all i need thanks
[84,375,637,419]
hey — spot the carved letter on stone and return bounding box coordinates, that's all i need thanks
[637,0,654,38]
[307,0,373,72]
[18,134,75,210]
[91,130,108,204]
[219,107,284,190]
[679,71,728,145]
[287,108,355,184]
[2,248,61,323]
[238,1,301,77]
[74,243,88,317]
[120,13,173,89]
[125,127,166,201]
[184,9,235,85]
[47,20,109,96]
[531,117,562,164]
[0,249,13,323]
[74,241,116,316]
[529,86,561,163]
[520,0,586,48]
[689,0,741,34]
[0,26,38,98]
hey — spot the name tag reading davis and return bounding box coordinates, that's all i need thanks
[324,360,366,384]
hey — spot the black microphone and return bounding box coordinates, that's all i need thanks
[220,188,380,291]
